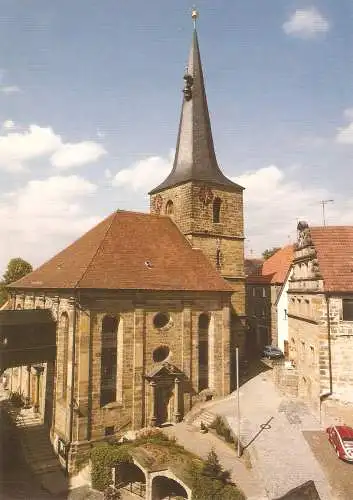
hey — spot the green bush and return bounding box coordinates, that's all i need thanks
[190,453,245,500]
[91,443,133,491]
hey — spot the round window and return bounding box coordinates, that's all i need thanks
[153,345,170,363]
[153,312,170,329]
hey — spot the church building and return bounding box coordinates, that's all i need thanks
[4,14,245,473]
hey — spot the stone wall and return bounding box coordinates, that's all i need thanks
[150,181,245,351]
[9,288,231,474]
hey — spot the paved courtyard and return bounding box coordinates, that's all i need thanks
[210,369,334,499]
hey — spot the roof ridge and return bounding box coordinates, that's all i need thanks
[74,211,118,289]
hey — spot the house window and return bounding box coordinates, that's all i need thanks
[213,197,221,223]
[165,200,174,215]
[305,299,310,317]
[100,315,119,406]
[252,288,256,297]
[105,426,114,436]
[310,346,315,366]
[301,341,305,361]
[284,309,287,320]
[262,288,266,297]
[342,299,353,321]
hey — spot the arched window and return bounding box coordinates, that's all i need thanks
[198,313,209,391]
[213,197,221,223]
[165,200,174,215]
[100,315,119,406]
[59,312,69,400]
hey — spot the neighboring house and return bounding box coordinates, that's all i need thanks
[275,266,294,356]
[2,18,246,474]
[287,221,353,423]
[244,258,263,277]
[246,245,293,355]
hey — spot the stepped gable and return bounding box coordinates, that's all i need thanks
[9,210,232,292]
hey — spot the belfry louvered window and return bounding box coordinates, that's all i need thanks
[213,197,221,223]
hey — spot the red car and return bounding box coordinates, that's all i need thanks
[326,425,353,462]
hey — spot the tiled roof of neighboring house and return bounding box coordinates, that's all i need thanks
[8,211,232,293]
[310,226,353,292]
[247,245,294,285]
[244,258,263,277]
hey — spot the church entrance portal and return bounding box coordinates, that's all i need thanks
[146,363,184,427]
[156,382,174,426]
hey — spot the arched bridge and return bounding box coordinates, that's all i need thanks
[0,309,56,374]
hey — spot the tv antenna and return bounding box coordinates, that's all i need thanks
[320,199,334,226]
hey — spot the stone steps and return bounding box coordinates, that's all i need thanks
[193,409,216,429]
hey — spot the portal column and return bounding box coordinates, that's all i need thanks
[174,378,181,423]
[150,381,157,427]
[33,366,44,413]
[24,365,32,408]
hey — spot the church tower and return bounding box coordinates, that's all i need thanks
[149,11,245,354]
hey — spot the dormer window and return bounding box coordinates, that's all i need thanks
[213,197,221,223]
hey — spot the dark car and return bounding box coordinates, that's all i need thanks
[327,425,353,462]
[262,345,284,359]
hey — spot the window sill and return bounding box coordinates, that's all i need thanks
[102,401,123,410]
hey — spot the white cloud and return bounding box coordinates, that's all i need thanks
[336,122,353,144]
[232,165,352,256]
[2,120,15,130]
[112,151,173,192]
[283,8,329,38]
[0,175,101,273]
[51,141,107,169]
[336,109,353,144]
[0,85,21,94]
[0,124,107,172]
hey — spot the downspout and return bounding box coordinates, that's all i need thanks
[320,293,333,422]
[67,291,78,472]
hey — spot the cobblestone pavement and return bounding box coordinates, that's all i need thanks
[210,370,334,500]
[303,431,353,500]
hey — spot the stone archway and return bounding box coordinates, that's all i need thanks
[116,462,146,498]
[151,475,188,500]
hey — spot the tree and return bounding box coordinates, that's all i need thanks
[262,247,280,260]
[202,449,225,481]
[0,258,33,307]
[3,258,33,285]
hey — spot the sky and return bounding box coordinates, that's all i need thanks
[1,0,353,275]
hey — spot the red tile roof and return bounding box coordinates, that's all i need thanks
[310,226,353,292]
[8,211,232,293]
[247,245,293,285]
[244,258,263,277]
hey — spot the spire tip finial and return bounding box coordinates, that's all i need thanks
[191,7,199,29]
